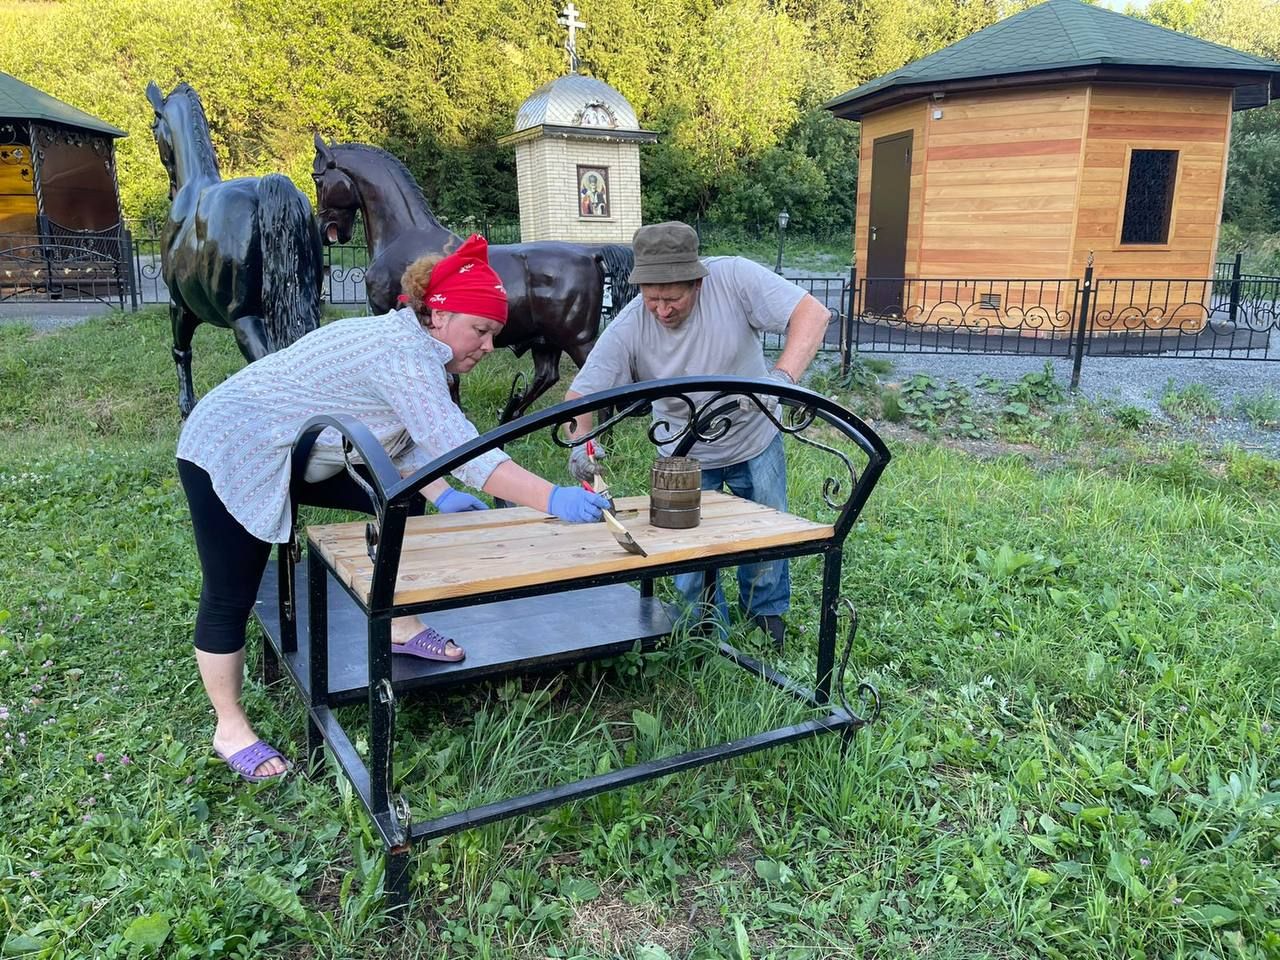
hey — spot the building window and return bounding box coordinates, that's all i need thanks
[1120,150,1178,245]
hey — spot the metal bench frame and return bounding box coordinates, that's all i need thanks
[256,375,891,908]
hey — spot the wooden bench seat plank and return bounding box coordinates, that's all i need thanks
[306,491,782,550]
[308,491,833,607]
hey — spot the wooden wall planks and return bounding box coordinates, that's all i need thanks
[852,80,1235,291]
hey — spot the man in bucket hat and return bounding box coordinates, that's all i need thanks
[563,221,832,649]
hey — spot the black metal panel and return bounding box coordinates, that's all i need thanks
[853,277,1080,356]
[851,271,1280,363]
[1088,276,1280,359]
[254,559,677,705]
[408,714,855,843]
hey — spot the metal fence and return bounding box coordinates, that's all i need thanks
[6,222,1278,389]
[761,274,852,358]
[1087,273,1280,360]
[0,227,134,308]
[118,217,523,308]
[845,256,1280,385]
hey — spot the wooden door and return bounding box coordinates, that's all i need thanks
[866,132,912,313]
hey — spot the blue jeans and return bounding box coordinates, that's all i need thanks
[673,433,790,636]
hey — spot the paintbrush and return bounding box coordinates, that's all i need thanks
[584,439,648,557]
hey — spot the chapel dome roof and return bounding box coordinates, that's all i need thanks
[513,73,641,132]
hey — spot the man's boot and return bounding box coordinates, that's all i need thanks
[754,614,785,652]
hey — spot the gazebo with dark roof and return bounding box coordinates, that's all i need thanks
[1,72,129,300]
[825,0,1280,310]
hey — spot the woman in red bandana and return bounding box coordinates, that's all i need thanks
[176,235,609,782]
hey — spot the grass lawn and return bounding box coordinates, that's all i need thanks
[1,309,1278,959]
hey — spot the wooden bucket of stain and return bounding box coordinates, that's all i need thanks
[650,456,702,529]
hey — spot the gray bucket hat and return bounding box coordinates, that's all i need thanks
[627,222,710,285]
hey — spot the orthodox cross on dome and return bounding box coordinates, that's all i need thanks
[558,2,587,73]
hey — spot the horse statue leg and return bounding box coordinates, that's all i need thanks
[499,343,562,424]
[170,299,201,419]
[229,315,272,364]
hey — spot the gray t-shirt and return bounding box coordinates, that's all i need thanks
[570,256,806,468]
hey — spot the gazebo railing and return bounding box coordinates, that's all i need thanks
[0,222,133,308]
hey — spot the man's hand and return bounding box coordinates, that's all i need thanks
[747,366,794,418]
[432,488,489,513]
[568,440,604,484]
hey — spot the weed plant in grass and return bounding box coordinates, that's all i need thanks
[1235,391,1280,430]
[1,310,1279,959]
[1160,381,1222,424]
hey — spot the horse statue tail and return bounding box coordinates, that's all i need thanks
[591,244,638,323]
[257,173,323,353]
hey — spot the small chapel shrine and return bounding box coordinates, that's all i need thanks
[500,3,657,244]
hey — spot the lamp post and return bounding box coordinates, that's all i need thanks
[774,208,790,274]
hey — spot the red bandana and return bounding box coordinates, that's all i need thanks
[423,234,508,324]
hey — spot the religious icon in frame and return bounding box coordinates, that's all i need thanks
[577,165,610,218]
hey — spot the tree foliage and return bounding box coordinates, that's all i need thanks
[0,0,1276,241]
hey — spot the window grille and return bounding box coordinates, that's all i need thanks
[1121,150,1177,245]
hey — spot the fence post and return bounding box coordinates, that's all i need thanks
[841,264,856,378]
[1070,258,1094,391]
[1228,251,1242,324]
[36,213,54,298]
[124,226,139,312]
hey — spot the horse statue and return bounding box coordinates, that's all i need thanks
[146,81,324,417]
[311,137,637,422]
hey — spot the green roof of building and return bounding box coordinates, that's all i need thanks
[0,72,126,137]
[827,0,1280,119]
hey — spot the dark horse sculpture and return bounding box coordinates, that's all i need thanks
[147,81,324,417]
[311,137,636,422]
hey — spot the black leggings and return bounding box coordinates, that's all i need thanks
[178,459,423,654]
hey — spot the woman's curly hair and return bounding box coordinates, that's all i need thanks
[399,253,446,323]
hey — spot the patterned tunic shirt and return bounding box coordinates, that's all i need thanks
[177,308,510,543]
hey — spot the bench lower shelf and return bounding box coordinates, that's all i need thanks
[253,558,678,706]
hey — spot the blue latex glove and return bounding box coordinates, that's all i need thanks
[548,485,610,523]
[432,487,489,513]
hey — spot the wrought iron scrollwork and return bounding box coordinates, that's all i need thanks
[502,369,529,420]
[324,263,367,303]
[836,599,880,727]
[32,124,113,168]
[373,677,408,844]
[0,145,31,183]
[550,398,654,449]
[0,232,127,306]
[340,439,385,560]
[549,386,860,514]
[1087,276,1280,357]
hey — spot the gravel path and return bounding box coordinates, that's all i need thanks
[835,349,1280,459]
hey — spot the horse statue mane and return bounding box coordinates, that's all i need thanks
[313,136,638,422]
[147,80,324,417]
[165,83,221,177]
